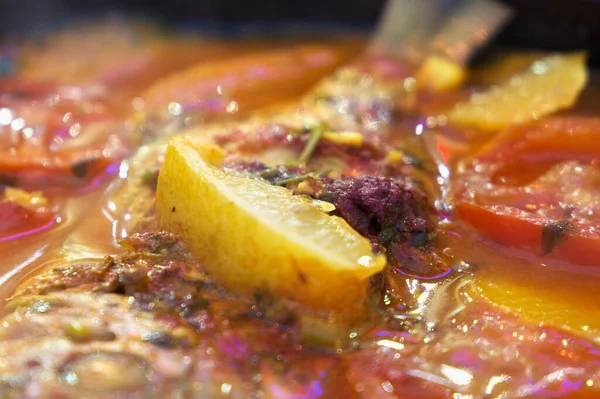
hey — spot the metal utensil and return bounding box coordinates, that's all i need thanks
[371,0,513,67]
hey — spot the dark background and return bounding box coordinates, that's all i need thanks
[2,0,600,63]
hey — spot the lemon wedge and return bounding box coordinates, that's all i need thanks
[449,53,588,131]
[156,137,386,317]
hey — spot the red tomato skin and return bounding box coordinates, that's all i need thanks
[456,202,600,266]
[0,201,56,240]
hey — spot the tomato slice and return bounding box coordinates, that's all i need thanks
[0,199,57,241]
[140,44,355,123]
[476,117,600,164]
[0,79,131,193]
[456,202,600,266]
[455,117,600,265]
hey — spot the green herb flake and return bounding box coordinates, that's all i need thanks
[298,125,324,165]
[257,167,281,179]
[403,152,425,170]
[541,220,576,254]
[272,173,312,187]
[379,227,397,245]
[140,170,159,190]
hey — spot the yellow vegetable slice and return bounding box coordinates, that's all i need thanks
[415,55,466,92]
[322,131,364,147]
[449,53,588,131]
[469,51,550,86]
[3,187,48,210]
[468,271,600,341]
[156,137,386,318]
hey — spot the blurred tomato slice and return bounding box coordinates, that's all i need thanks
[0,79,131,193]
[455,117,600,265]
[139,44,357,124]
[0,187,57,241]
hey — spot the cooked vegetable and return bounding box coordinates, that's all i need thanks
[456,202,600,265]
[469,51,550,85]
[156,137,386,318]
[3,187,48,209]
[140,44,355,122]
[0,187,56,239]
[469,271,600,341]
[0,80,129,192]
[415,55,466,92]
[455,117,600,265]
[449,53,588,130]
[321,131,364,147]
[475,116,600,162]
[17,21,159,86]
